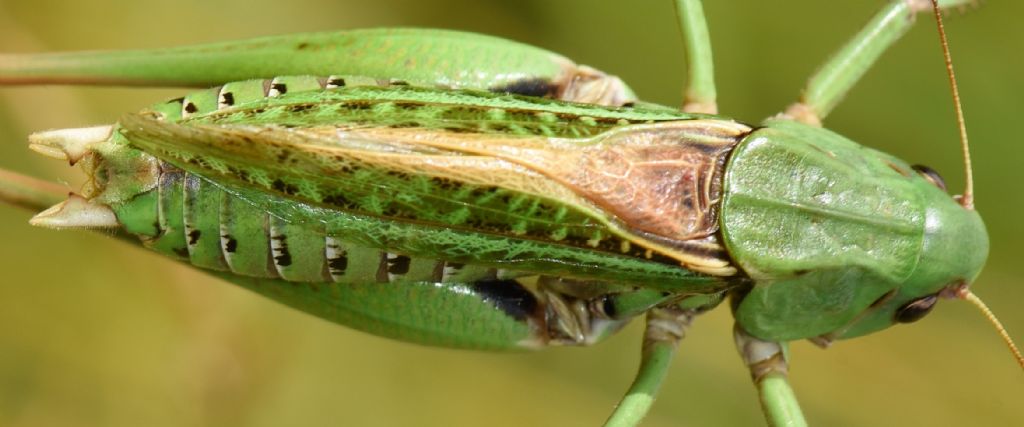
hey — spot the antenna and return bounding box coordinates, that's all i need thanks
[928,0,1021,372]
[957,288,1024,370]
[929,0,974,209]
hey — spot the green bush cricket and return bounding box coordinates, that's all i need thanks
[2,0,1024,423]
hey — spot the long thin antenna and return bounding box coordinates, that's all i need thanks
[929,0,974,209]
[957,288,1024,370]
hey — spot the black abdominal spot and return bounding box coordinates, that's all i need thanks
[387,255,411,275]
[328,254,348,274]
[274,251,292,267]
[273,236,292,267]
[222,235,238,253]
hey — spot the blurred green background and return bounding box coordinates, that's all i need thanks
[0,1,1021,426]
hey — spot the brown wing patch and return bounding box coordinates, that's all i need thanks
[527,124,738,241]
[331,120,746,243]
[303,120,749,275]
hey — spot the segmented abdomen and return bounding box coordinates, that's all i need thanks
[141,163,496,285]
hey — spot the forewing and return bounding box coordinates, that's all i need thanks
[119,114,610,243]
[118,108,744,274]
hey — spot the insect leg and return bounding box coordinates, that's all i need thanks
[0,162,649,351]
[674,0,718,114]
[780,0,975,125]
[207,272,645,351]
[0,168,65,213]
[0,29,635,105]
[734,326,807,427]
[605,307,694,427]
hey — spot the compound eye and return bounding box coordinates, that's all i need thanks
[911,164,947,191]
[894,294,939,324]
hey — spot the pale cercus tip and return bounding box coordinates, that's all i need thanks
[28,125,113,165]
[29,193,119,229]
